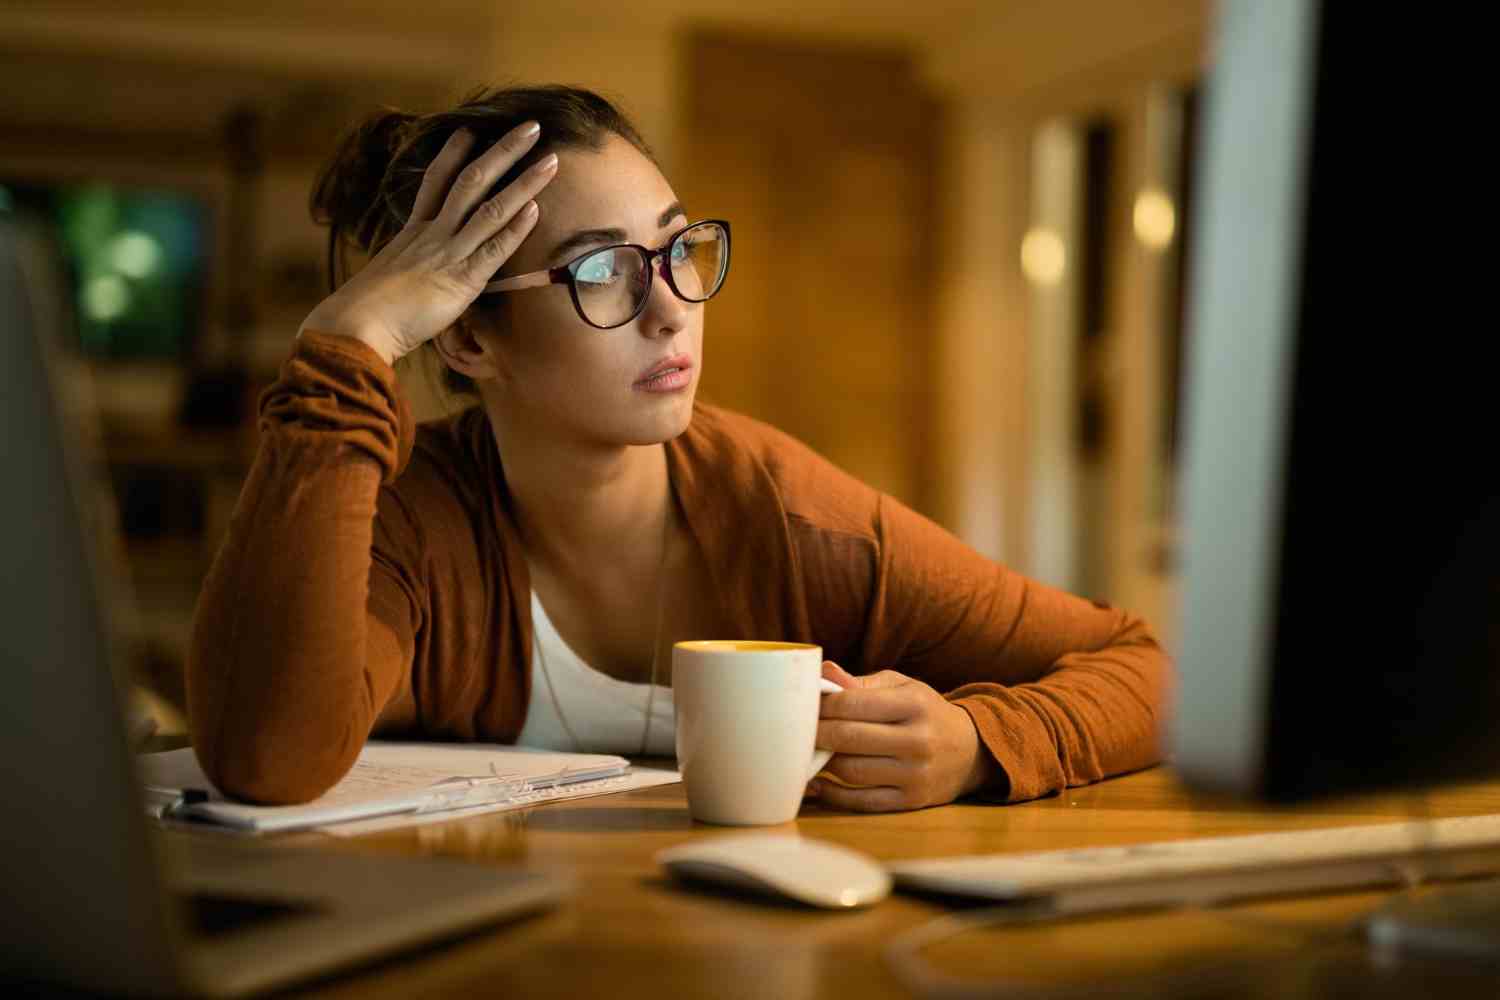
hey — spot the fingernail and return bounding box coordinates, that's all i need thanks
[522,200,539,219]
[519,121,540,138]
[537,152,559,173]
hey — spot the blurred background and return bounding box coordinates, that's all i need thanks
[0,0,1210,733]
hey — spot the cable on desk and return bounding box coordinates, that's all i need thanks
[885,900,1389,1000]
[884,898,1311,999]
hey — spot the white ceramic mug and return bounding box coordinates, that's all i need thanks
[672,640,840,825]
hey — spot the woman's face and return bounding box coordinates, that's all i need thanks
[473,133,704,449]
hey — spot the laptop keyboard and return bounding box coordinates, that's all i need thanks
[181,891,321,937]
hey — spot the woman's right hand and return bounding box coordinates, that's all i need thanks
[298,121,559,366]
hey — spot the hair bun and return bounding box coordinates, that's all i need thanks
[309,108,411,250]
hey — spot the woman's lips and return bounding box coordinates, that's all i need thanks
[634,355,693,393]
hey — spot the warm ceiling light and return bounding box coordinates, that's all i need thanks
[1020,227,1066,286]
[1133,188,1177,249]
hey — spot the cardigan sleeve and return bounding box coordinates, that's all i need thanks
[858,492,1172,803]
[185,331,423,805]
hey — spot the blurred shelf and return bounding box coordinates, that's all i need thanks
[102,424,258,471]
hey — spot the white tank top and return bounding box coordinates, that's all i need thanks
[516,590,676,756]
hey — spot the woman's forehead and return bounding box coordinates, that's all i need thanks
[534,134,680,241]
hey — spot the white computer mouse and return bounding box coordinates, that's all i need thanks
[656,833,892,909]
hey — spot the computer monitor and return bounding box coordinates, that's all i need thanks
[1170,0,1499,802]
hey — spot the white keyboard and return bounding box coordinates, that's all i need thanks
[886,814,1500,912]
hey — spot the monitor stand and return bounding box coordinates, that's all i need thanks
[1364,877,1500,963]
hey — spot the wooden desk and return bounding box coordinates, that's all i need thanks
[279,766,1500,999]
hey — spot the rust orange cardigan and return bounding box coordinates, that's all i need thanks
[187,332,1172,804]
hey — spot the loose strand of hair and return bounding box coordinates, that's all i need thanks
[325,224,341,294]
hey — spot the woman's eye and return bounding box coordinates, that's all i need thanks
[670,241,690,263]
[575,251,616,285]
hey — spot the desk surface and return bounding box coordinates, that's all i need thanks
[278,766,1500,999]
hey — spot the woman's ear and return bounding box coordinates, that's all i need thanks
[432,316,504,381]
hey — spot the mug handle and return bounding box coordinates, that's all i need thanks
[806,677,844,781]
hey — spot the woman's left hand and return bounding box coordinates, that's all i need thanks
[808,661,998,812]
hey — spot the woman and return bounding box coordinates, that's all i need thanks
[187,86,1170,811]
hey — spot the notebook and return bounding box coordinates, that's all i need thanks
[138,741,672,834]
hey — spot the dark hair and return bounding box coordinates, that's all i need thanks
[309,84,655,396]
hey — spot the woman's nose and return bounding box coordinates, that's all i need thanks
[640,260,690,334]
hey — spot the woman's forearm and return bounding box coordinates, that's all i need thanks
[186,333,415,804]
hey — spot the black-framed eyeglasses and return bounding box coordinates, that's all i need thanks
[482,219,731,330]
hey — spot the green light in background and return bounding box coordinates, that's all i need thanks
[58,185,120,280]
[108,230,164,279]
[82,274,131,322]
[128,193,200,272]
[4,178,205,358]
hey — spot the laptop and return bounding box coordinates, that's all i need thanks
[0,223,568,996]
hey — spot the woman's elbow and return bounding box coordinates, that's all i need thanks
[194,729,358,806]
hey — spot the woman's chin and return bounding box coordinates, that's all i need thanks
[623,391,696,445]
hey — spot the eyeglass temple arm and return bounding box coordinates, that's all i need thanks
[483,266,570,294]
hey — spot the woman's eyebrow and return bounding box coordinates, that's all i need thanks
[547,203,689,264]
[548,227,626,265]
[658,201,686,227]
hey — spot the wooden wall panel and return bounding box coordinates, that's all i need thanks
[677,32,939,515]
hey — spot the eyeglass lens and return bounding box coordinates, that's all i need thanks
[571,222,728,328]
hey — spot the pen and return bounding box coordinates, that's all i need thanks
[413,775,532,815]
